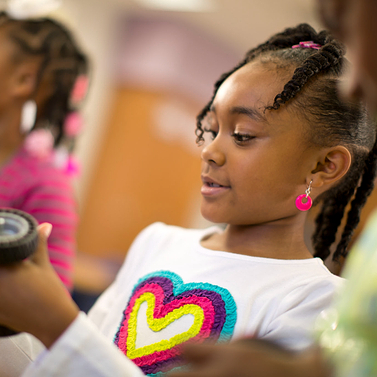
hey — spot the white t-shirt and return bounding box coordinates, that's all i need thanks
[0,333,44,377]
[20,222,343,377]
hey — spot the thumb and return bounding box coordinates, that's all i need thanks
[30,223,52,265]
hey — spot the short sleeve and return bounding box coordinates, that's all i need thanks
[22,313,144,377]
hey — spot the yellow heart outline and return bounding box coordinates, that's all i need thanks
[127,292,205,359]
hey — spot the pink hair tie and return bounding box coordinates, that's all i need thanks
[70,75,89,105]
[24,129,54,160]
[64,112,83,137]
[65,155,80,177]
[292,41,321,50]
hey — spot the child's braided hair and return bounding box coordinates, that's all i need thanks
[196,23,377,262]
[0,11,88,147]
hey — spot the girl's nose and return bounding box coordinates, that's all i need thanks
[201,138,226,166]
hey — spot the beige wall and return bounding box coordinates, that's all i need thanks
[77,88,202,259]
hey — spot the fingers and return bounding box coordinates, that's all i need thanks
[38,223,53,238]
[168,344,218,377]
[181,343,214,363]
[169,371,204,377]
[31,223,52,265]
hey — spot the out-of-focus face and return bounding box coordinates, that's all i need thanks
[0,27,22,111]
[318,0,377,114]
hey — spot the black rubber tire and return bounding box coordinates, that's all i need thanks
[0,208,38,264]
[0,208,39,337]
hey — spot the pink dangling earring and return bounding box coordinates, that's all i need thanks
[295,180,313,211]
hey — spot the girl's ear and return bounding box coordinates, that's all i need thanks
[310,146,352,188]
[11,58,41,99]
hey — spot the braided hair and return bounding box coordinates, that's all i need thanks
[197,23,377,262]
[0,11,88,148]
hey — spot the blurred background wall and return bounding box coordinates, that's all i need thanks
[25,0,325,306]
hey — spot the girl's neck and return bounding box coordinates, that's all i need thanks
[0,109,25,166]
[201,217,313,260]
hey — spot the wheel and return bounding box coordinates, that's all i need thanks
[0,208,38,264]
[0,208,38,337]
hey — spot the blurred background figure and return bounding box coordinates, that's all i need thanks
[0,2,88,291]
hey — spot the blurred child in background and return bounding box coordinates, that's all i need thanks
[0,11,88,291]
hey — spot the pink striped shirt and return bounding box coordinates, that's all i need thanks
[0,148,78,291]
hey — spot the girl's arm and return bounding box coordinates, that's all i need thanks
[0,224,78,348]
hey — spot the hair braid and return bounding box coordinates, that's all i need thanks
[312,167,362,260]
[245,24,326,60]
[0,12,88,148]
[267,42,344,110]
[312,198,342,261]
[333,142,377,259]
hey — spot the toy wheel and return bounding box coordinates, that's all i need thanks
[0,208,38,265]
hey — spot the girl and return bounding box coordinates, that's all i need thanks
[0,23,375,377]
[0,12,88,290]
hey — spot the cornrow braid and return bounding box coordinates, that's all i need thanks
[0,12,88,148]
[197,23,377,262]
[311,166,362,260]
[265,42,344,111]
[334,140,377,259]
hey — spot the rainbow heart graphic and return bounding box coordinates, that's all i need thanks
[114,271,237,376]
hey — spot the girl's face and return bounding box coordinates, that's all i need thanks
[0,28,21,110]
[200,60,319,226]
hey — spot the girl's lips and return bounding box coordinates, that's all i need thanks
[201,182,230,196]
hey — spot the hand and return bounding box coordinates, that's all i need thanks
[0,223,79,348]
[168,339,332,377]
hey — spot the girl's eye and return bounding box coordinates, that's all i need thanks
[232,132,254,144]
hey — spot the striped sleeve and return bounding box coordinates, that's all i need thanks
[21,172,78,291]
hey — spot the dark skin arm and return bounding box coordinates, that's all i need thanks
[169,339,332,377]
[0,224,80,348]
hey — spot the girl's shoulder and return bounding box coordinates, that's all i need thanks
[0,148,70,193]
[287,258,346,294]
[9,147,62,173]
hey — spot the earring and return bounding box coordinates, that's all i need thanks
[295,180,313,211]
[20,100,37,134]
